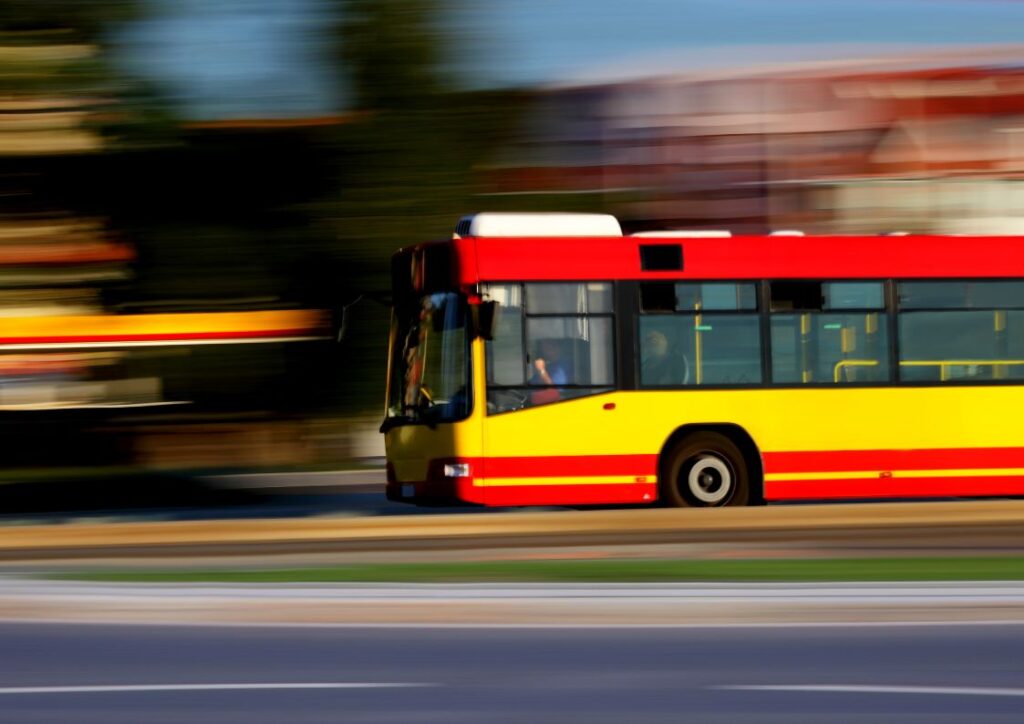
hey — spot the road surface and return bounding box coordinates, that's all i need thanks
[2,621,1022,723]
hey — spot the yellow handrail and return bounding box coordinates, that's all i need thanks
[833,359,879,383]
[693,303,703,385]
[900,359,1024,382]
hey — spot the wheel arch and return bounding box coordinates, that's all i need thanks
[657,423,765,505]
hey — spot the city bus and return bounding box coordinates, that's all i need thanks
[382,213,1024,507]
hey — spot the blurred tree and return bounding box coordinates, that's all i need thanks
[0,0,178,168]
[2,0,532,417]
[331,0,463,283]
[322,0,530,411]
[0,0,137,39]
[339,0,446,112]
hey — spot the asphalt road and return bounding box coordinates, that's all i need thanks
[2,622,1023,723]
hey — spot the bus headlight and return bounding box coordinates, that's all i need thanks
[443,462,471,479]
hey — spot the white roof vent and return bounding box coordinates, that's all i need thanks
[632,230,731,238]
[454,213,622,238]
[770,230,805,236]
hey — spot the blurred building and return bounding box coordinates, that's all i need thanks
[486,46,1024,235]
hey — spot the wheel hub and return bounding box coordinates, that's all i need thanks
[686,454,733,505]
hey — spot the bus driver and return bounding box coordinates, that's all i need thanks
[531,338,570,386]
[530,339,570,405]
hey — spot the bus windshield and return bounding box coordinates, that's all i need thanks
[386,292,469,426]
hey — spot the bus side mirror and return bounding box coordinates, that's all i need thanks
[474,301,499,341]
[336,292,391,342]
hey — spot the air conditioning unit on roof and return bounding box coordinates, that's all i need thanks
[454,213,622,238]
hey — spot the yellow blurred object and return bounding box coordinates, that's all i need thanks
[0,310,330,349]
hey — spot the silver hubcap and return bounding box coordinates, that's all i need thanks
[686,455,732,505]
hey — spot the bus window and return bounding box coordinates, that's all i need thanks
[526,317,614,388]
[824,282,885,310]
[676,282,757,312]
[640,282,675,312]
[639,281,762,387]
[898,281,1024,382]
[525,282,612,314]
[899,281,1024,310]
[640,316,761,386]
[483,284,525,386]
[483,282,615,413]
[770,281,823,311]
[772,313,890,384]
[771,281,889,384]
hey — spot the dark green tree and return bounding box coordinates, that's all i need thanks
[322,0,531,411]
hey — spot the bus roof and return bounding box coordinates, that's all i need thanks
[445,234,1024,285]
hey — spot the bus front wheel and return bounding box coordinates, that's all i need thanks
[661,432,750,508]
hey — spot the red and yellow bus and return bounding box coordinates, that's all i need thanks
[382,213,1024,507]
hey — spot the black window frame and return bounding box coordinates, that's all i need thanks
[636,277,1024,390]
[895,278,1024,385]
[483,276,1024,411]
[637,280,764,389]
[482,281,619,415]
[769,280,891,386]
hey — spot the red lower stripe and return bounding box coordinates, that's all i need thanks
[764,447,1024,474]
[479,483,658,506]
[766,476,1024,501]
[477,454,658,478]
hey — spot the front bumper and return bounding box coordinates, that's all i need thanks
[385,460,480,506]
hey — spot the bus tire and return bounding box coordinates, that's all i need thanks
[661,432,750,508]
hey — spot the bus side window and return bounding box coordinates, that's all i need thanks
[484,282,615,413]
[482,284,525,387]
[526,319,613,388]
[898,281,1024,382]
[770,281,890,384]
[639,281,761,387]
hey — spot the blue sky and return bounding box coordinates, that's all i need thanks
[122,0,1024,119]
[122,0,339,119]
[474,0,1024,84]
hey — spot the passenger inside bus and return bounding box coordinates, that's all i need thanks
[641,329,690,385]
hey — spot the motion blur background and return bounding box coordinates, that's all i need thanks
[5,0,1024,481]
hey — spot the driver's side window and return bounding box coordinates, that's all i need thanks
[483,282,615,414]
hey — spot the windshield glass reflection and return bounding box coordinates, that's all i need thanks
[387,292,469,425]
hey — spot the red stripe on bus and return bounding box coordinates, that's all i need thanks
[461,235,1024,284]
[480,482,658,507]
[0,328,320,345]
[477,454,658,478]
[765,475,1024,501]
[764,447,1024,474]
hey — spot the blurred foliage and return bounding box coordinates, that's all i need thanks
[339,0,447,111]
[0,0,138,40]
[2,0,537,419]
[0,0,180,150]
[321,0,532,411]
[329,0,523,287]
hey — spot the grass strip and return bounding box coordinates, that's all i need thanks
[53,556,1024,584]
